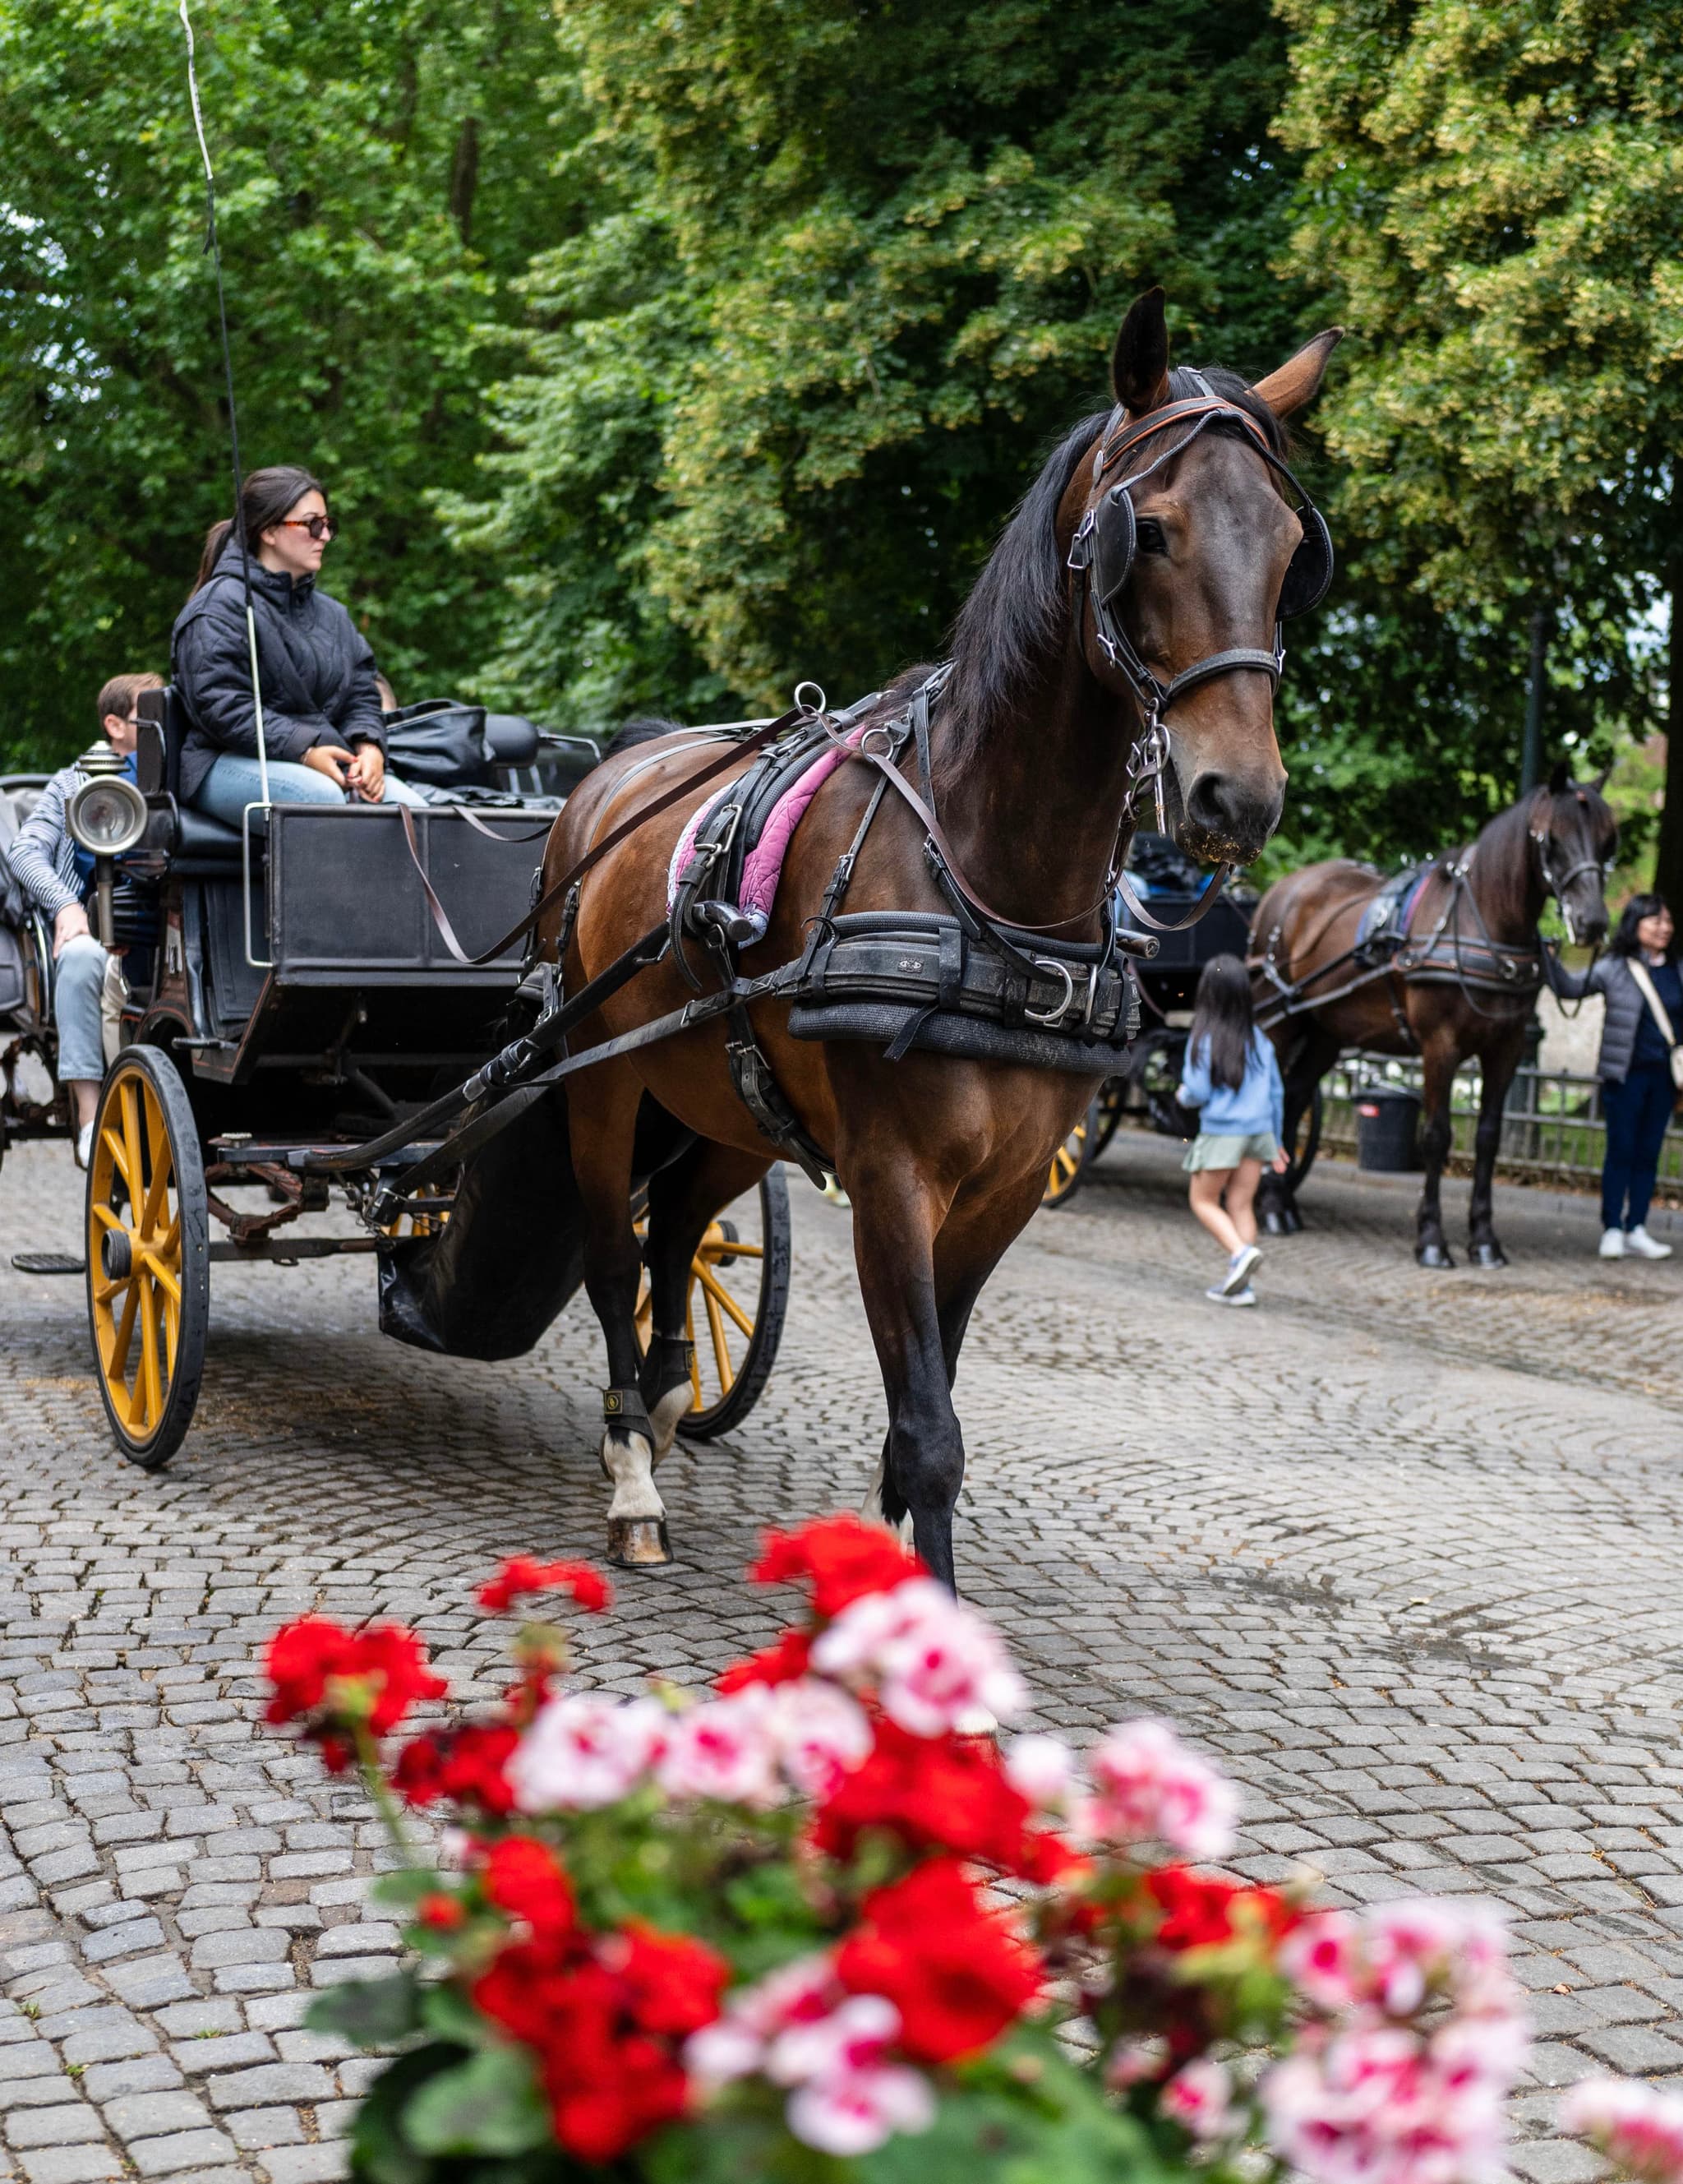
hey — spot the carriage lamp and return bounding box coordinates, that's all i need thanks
[67,745,149,947]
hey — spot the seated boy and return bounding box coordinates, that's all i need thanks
[9,672,162,1164]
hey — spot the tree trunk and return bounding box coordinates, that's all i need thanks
[1520,603,1548,794]
[1657,547,1683,912]
[450,117,480,252]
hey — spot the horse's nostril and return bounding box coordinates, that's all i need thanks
[1184,771,1283,847]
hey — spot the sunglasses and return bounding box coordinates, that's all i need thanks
[276,514,339,542]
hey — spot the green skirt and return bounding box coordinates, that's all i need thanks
[1183,1130,1280,1173]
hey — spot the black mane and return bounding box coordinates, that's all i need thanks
[941,364,1284,765]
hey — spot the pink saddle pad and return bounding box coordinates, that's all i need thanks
[667,730,861,921]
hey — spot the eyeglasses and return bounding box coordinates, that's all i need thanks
[276,514,339,542]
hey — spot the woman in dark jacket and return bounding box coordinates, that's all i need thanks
[1546,892,1680,1259]
[172,466,424,822]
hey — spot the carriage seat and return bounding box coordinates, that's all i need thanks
[175,806,246,861]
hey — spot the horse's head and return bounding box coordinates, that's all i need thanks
[1063,289,1342,866]
[1534,761,1618,947]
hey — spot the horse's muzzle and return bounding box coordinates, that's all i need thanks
[1178,767,1286,866]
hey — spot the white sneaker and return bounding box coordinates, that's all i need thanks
[1221,1243,1261,1295]
[1206,1283,1257,1307]
[1624,1226,1673,1260]
[75,1120,94,1170]
[1598,1228,1625,1259]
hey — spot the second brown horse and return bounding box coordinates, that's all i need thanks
[1250,769,1616,1267]
[538,289,1340,1586]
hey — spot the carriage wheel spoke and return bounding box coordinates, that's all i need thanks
[693,1263,755,1339]
[107,1279,140,1383]
[134,1275,163,1432]
[698,1239,762,1264]
[701,1281,736,1394]
[91,1202,124,1234]
[141,1252,182,1308]
[120,1080,145,1209]
[143,1103,173,1233]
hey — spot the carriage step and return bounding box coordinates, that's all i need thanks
[11,1253,85,1277]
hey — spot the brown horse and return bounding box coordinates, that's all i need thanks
[538,289,1341,1586]
[1250,768,1616,1267]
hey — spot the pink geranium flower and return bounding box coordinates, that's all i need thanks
[1082,1717,1238,1859]
[1565,2079,1683,2184]
[506,1692,666,1812]
[810,1577,1026,1734]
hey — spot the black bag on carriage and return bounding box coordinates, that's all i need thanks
[381,700,558,793]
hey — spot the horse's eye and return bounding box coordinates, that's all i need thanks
[1136,519,1169,555]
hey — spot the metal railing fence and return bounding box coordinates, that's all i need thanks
[1317,1054,1683,1195]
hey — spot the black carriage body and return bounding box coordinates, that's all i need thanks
[122,699,542,1147]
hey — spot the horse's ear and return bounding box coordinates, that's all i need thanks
[1112,289,1170,418]
[1252,328,1344,420]
[1591,764,1612,793]
[1547,760,1571,794]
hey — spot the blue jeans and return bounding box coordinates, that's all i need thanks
[1601,1063,1675,1231]
[191,753,427,829]
[53,932,109,1083]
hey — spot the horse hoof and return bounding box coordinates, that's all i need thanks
[1280,1203,1304,1235]
[1469,1241,1508,1269]
[606,1517,673,1568]
[1261,1207,1292,1237]
[1416,1240,1455,1269]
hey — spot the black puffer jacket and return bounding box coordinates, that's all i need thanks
[1543,949,1667,1084]
[172,541,385,802]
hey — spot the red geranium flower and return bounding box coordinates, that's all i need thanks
[752,1516,922,1620]
[482,1835,577,1943]
[394,1724,519,1814]
[473,1919,729,2163]
[478,1556,613,1617]
[263,1617,446,1757]
[1146,1866,1298,1953]
[814,1720,1074,1881]
[837,1857,1042,2064]
[417,1892,465,1931]
[715,1627,813,1693]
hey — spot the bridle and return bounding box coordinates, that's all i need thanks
[1529,794,1612,949]
[1066,392,1334,837]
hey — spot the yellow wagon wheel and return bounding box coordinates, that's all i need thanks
[85,1046,210,1469]
[634,1168,792,1441]
[1042,1097,1100,1209]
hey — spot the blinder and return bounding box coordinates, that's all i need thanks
[1279,500,1334,621]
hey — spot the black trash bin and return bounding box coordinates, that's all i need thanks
[1354,1083,1422,1172]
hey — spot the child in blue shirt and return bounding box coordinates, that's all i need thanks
[1177,954,1288,1305]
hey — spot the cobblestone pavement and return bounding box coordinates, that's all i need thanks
[2,1126,1681,2181]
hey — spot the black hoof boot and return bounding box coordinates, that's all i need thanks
[1416,1237,1455,1269]
[1261,1205,1293,1238]
[1469,1240,1508,1269]
[1280,1200,1305,1235]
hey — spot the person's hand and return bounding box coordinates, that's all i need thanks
[302,743,354,788]
[1272,1148,1289,1174]
[345,743,386,803]
[53,903,90,958]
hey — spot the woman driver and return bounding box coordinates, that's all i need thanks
[172,465,425,824]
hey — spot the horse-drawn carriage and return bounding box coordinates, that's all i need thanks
[1039,837,1323,1207]
[1,691,791,1475]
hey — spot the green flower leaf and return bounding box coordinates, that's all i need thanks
[403,2043,553,2158]
[306,1976,423,2050]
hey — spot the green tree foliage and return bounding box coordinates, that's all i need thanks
[0,0,574,770]
[448,0,1312,729]
[1273,0,1681,872]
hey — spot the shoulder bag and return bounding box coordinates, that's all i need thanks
[1626,958,1683,1092]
